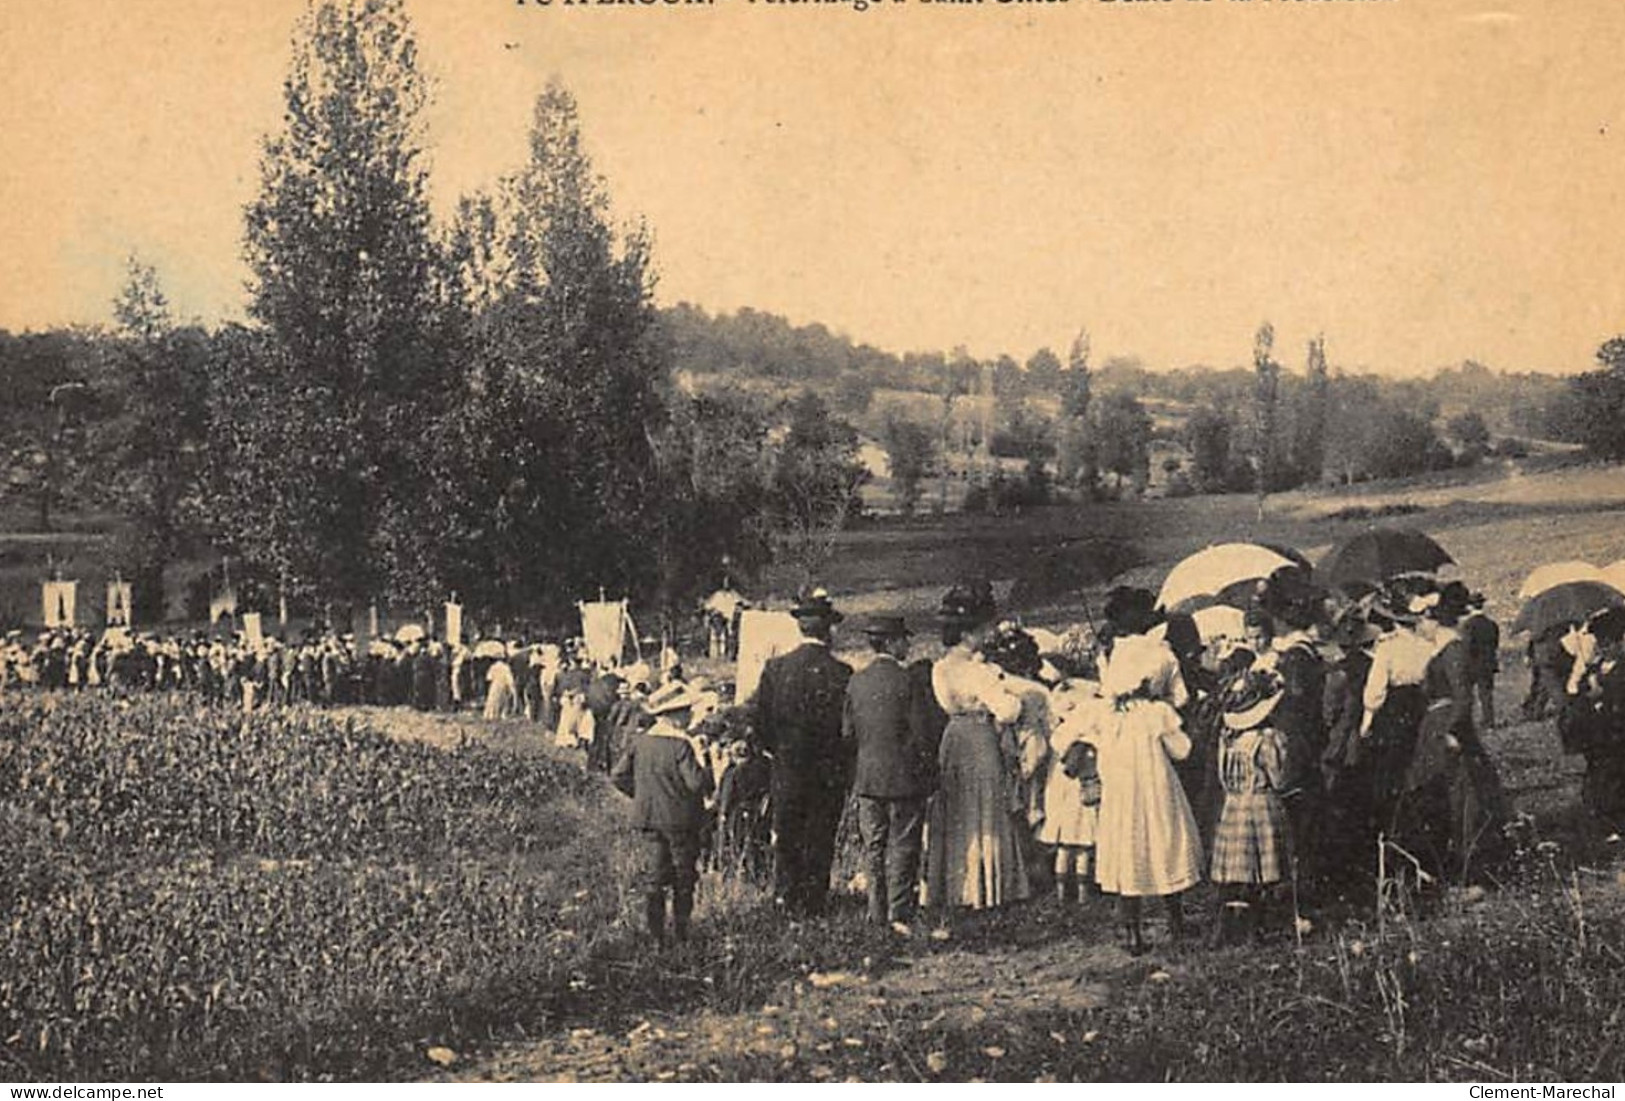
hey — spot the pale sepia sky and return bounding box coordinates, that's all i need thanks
[1,0,1621,376]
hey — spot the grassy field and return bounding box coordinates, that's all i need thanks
[7,458,1625,1082]
[777,456,1625,637]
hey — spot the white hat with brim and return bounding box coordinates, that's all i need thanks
[1223,689,1285,731]
[648,687,703,716]
[649,687,722,718]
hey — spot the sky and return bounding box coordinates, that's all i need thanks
[1,0,1621,376]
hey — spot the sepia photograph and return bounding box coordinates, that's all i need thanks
[3,0,1625,1086]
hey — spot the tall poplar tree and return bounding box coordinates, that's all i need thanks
[436,80,665,625]
[1252,321,1281,517]
[212,0,451,613]
[108,259,210,621]
[1291,333,1329,487]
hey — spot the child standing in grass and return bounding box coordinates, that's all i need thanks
[1040,678,1103,904]
[611,688,716,946]
[1208,668,1292,946]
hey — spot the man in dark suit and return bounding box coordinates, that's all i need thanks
[751,588,853,917]
[585,665,626,772]
[1459,590,1500,731]
[842,615,935,933]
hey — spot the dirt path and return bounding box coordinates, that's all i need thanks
[450,917,1157,1083]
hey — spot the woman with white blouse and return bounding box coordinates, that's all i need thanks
[923,584,1032,913]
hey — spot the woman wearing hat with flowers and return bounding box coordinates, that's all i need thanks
[923,582,1032,913]
[1209,668,1293,946]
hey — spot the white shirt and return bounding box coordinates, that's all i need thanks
[1361,626,1451,725]
[932,646,1022,724]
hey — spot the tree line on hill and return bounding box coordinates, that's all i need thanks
[0,0,864,631]
[5,0,1625,632]
[661,301,1620,511]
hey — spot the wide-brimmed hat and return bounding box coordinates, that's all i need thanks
[1432,580,1473,621]
[938,580,996,627]
[791,587,844,623]
[982,621,1041,679]
[1223,668,1285,731]
[648,686,704,716]
[861,615,912,638]
[1260,567,1323,630]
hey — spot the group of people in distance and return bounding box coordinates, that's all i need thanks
[607,562,1625,954]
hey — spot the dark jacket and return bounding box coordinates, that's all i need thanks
[1273,636,1327,794]
[842,654,936,799]
[611,723,713,832]
[752,640,852,775]
[1460,613,1500,683]
[586,671,624,724]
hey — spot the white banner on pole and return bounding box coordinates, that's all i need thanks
[444,602,463,649]
[209,586,237,625]
[733,609,805,706]
[106,580,132,627]
[578,600,628,669]
[43,580,77,628]
[242,612,264,652]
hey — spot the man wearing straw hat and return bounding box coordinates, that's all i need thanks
[611,686,718,946]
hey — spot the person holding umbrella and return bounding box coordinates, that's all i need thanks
[1393,582,1509,881]
[1358,585,1437,843]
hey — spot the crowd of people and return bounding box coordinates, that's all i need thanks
[608,570,1625,952]
[0,623,636,725]
[6,559,1624,956]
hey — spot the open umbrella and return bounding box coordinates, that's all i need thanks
[472,638,507,659]
[1317,528,1453,593]
[1511,581,1625,637]
[1256,541,1314,573]
[394,623,426,643]
[1157,543,1295,611]
[1518,561,1606,599]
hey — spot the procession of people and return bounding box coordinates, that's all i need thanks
[7,530,1625,957]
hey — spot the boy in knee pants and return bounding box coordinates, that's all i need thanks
[612,688,716,944]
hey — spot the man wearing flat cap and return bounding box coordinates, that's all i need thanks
[842,615,936,933]
[751,588,853,917]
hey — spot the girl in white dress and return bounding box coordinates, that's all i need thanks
[924,585,1032,913]
[1041,678,1104,903]
[1092,633,1204,955]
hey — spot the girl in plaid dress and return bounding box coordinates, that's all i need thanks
[1209,668,1293,946]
